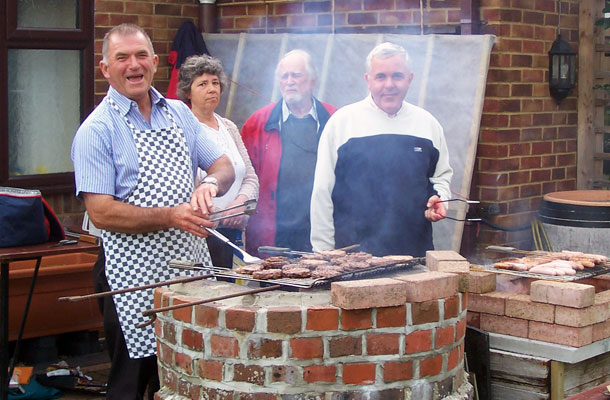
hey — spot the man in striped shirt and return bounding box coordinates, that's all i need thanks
[71,24,234,399]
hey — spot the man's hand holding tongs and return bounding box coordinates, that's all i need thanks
[425,195,447,222]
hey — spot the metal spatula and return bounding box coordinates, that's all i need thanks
[205,227,262,264]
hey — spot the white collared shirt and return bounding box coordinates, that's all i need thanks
[281,98,320,131]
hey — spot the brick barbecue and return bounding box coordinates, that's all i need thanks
[467,271,610,347]
[152,251,475,399]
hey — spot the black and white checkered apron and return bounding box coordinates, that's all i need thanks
[102,98,211,359]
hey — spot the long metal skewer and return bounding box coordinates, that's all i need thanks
[58,272,213,302]
[136,284,282,328]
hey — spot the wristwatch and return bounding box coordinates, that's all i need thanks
[201,176,218,186]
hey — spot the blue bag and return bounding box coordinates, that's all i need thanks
[0,187,64,248]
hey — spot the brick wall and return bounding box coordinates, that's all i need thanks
[474,0,579,253]
[217,0,463,33]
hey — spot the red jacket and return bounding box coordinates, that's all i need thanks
[241,99,337,255]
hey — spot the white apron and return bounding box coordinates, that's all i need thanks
[102,98,211,359]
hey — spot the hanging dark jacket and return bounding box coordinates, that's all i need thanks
[166,21,209,99]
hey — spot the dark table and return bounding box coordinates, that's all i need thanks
[0,240,99,399]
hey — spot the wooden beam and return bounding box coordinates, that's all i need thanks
[550,360,565,400]
[577,0,596,189]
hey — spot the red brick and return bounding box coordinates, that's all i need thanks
[225,306,257,331]
[331,278,407,310]
[181,328,203,351]
[505,294,554,323]
[194,303,219,328]
[290,337,324,359]
[411,299,440,324]
[420,354,443,377]
[405,329,432,354]
[426,250,466,266]
[159,342,173,366]
[467,311,480,328]
[172,295,198,323]
[306,306,339,331]
[200,387,233,400]
[435,325,455,348]
[342,363,376,384]
[554,296,610,328]
[267,307,302,333]
[456,317,467,339]
[174,352,193,375]
[154,287,171,308]
[233,364,265,385]
[177,378,200,400]
[329,335,362,357]
[377,305,406,328]
[592,320,610,342]
[163,321,177,345]
[198,360,223,381]
[529,321,593,347]
[465,271,497,293]
[161,366,177,392]
[303,365,337,383]
[530,281,595,308]
[366,333,400,355]
[383,361,413,382]
[468,292,510,315]
[210,335,239,357]
[341,309,373,330]
[271,365,298,384]
[248,338,283,359]
[394,271,459,302]
[444,295,460,319]
[461,292,468,312]
[448,346,460,370]
[480,313,528,338]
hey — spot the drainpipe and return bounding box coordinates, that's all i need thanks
[460,0,480,34]
[199,0,217,33]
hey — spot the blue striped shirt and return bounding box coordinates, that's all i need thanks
[71,86,224,200]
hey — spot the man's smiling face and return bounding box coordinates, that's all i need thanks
[365,54,413,115]
[100,31,158,104]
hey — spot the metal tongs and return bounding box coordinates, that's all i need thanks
[435,198,482,222]
[205,227,263,264]
[209,199,257,222]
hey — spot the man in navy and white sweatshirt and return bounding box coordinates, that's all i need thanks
[310,42,453,257]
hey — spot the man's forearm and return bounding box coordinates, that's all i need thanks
[86,198,172,234]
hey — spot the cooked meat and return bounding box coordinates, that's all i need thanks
[341,261,370,271]
[334,252,373,265]
[382,255,415,263]
[299,253,327,261]
[569,257,595,268]
[235,264,264,275]
[298,259,330,269]
[318,249,347,260]
[528,265,560,275]
[262,256,291,269]
[366,256,397,267]
[493,261,529,271]
[252,269,283,280]
[281,267,311,278]
[311,265,344,279]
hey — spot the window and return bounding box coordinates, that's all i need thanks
[0,0,93,192]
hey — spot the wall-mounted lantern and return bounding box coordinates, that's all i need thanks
[548,34,576,104]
